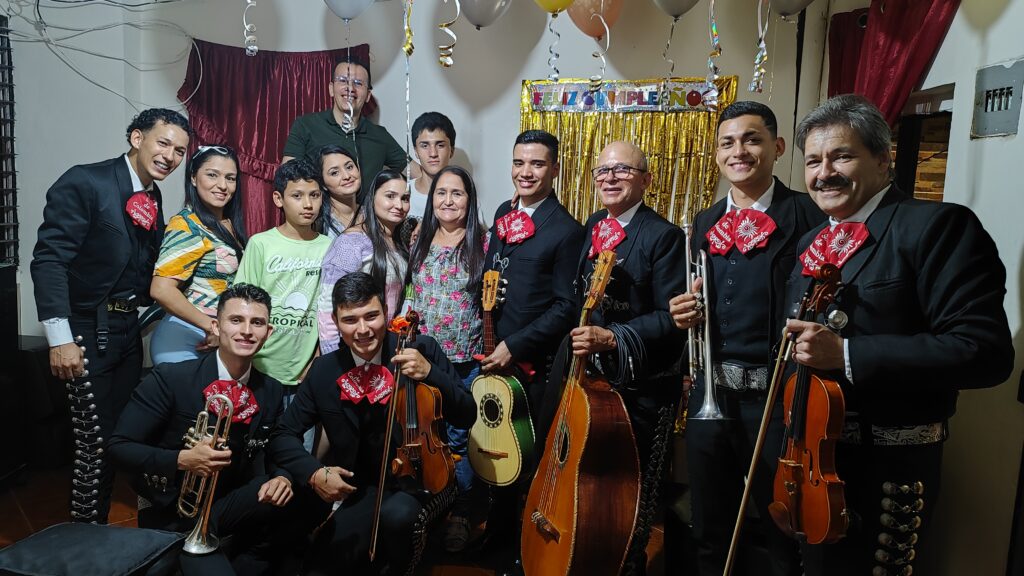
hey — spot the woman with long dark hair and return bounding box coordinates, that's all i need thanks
[405,164,486,551]
[317,144,362,239]
[150,145,248,364]
[316,169,410,354]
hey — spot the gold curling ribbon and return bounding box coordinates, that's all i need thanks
[520,76,738,227]
[438,0,460,67]
[402,0,415,57]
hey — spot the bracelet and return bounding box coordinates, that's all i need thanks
[322,466,331,485]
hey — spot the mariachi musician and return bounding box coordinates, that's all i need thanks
[108,284,294,575]
[479,129,584,572]
[785,95,1013,575]
[564,141,688,575]
[269,272,475,576]
[669,101,824,575]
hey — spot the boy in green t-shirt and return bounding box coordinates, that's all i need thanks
[235,159,331,392]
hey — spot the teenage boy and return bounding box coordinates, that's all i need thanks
[409,112,456,219]
[234,159,331,408]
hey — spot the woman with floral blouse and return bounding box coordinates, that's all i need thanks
[405,165,487,552]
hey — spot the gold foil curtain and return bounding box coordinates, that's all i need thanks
[519,76,737,226]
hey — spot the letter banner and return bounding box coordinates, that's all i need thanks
[526,79,716,113]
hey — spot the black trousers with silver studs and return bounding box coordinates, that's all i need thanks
[800,441,943,576]
[67,310,143,524]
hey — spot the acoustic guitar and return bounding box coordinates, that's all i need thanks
[467,270,537,486]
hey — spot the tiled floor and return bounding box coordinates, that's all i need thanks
[0,465,665,575]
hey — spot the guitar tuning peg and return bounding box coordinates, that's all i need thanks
[499,278,508,286]
[497,297,506,304]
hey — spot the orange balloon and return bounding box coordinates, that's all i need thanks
[567,0,623,40]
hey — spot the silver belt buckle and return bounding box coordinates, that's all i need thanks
[712,363,768,391]
[841,421,946,446]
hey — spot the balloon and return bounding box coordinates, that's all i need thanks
[324,0,374,21]
[534,0,575,15]
[773,0,815,17]
[568,0,623,40]
[463,0,512,29]
[651,0,699,19]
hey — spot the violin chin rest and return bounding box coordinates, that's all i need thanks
[768,501,796,538]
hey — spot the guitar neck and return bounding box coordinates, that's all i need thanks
[483,309,496,357]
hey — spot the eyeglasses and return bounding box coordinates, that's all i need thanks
[591,163,646,181]
[193,145,231,160]
[333,75,366,88]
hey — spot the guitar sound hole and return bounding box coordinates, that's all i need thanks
[556,423,570,464]
[480,393,503,428]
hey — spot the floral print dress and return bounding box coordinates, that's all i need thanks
[410,244,482,364]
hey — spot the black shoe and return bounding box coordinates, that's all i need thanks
[496,557,524,576]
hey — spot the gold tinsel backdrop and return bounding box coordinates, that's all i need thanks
[520,76,737,226]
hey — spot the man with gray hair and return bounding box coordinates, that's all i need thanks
[784,94,1012,575]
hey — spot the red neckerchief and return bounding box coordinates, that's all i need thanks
[706,208,777,256]
[126,191,158,230]
[587,218,626,259]
[336,363,395,404]
[800,222,870,276]
[203,379,259,424]
[495,203,536,244]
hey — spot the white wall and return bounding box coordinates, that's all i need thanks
[11,0,804,336]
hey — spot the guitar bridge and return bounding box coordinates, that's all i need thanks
[476,447,509,459]
[530,510,560,542]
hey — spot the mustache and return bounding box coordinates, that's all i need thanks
[812,174,852,190]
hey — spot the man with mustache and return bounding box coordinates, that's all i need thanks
[31,108,191,523]
[109,284,294,575]
[785,95,1012,575]
[669,101,824,575]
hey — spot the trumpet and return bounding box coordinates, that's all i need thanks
[178,393,233,555]
[681,221,727,422]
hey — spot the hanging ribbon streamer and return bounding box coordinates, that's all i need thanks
[438,0,461,67]
[588,13,611,94]
[704,0,722,109]
[402,0,415,57]
[242,0,258,56]
[547,14,562,82]
[748,0,770,93]
[662,16,678,77]
[403,0,414,173]
[340,19,356,134]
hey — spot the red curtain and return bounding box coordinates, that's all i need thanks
[829,0,959,126]
[827,8,868,98]
[176,40,374,236]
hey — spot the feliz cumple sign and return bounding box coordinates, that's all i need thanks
[524,78,714,113]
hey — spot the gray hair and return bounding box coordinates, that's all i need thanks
[796,94,891,159]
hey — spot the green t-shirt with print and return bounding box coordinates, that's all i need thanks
[234,227,331,386]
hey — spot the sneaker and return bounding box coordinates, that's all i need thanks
[443,515,471,553]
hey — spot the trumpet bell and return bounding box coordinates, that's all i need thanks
[182,531,219,555]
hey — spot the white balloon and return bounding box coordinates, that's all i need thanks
[651,0,699,19]
[773,0,815,17]
[324,0,374,21]
[463,0,512,29]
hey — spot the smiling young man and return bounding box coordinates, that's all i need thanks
[785,95,1012,576]
[269,272,475,576]
[667,101,824,576]
[564,140,688,575]
[31,108,191,524]
[108,284,295,576]
[282,55,406,199]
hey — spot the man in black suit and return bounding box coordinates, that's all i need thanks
[108,284,294,575]
[668,101,823,575]
[785,94,1013,575]
[269,272,475,576]
[31,108,191,523]
[480,129,584,574]
[569,140,688,575]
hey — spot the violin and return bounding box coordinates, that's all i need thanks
[767,263,849,545]
[369,310,456,560]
